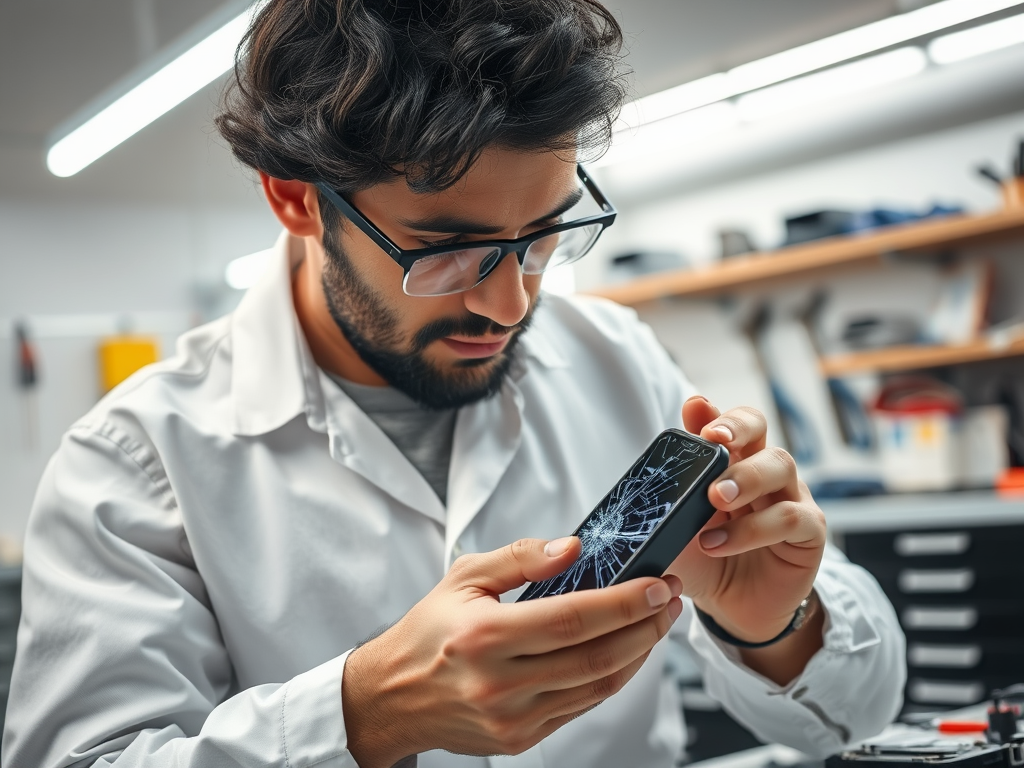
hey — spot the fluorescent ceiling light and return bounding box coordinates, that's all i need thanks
[616,74,731,131]
[928,11,1024,63]
[47,2,264,177]
[225,249,274,290]
[736,48,928,122]
[597,102,738,168]
[621,0,1024,131]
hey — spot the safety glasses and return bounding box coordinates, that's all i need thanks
[314,165,616,297]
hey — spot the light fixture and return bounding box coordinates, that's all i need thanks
[47,2,265,177]
[735,47,929,122]
[621,0,1024,132]
[615,75,731,132]
[928,11,1024,63]
[225,249,274,290]
[596,102,738,168]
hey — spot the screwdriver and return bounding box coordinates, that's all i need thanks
[934,721,989,734]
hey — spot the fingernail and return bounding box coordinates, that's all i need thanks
[689,395,709,404]
[668,600,683,622]
[711,425,734,443]
[544,537,573,557]
[717,478,740,503]
[646,582,671,609]
[700,529,728,549]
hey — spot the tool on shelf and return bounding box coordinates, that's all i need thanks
[14,322,39,450]
[977,164,1004,187]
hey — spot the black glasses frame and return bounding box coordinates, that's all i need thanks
[314,165,617,281]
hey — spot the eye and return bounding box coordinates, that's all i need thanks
[418,234,463,248]
[534,217,563,232]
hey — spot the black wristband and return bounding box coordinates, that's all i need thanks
[695,594,813,650]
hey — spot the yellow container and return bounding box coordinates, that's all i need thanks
[98,336,159,393]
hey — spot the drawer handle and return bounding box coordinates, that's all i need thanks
[907,643,982,668]
[894,532,970,557]
[907,678,985,705]
[898,568,974,593]
[902,607,978,630]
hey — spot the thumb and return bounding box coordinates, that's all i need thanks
[450,537,581,595]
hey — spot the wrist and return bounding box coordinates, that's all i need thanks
[694,591,819,647]
[738,592,825,686]
[343,640,423,768]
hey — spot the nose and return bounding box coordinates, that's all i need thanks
[461,251,530,328]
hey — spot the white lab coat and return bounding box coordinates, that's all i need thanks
[2,232,905,768]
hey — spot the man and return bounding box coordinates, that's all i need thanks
[3,1,905,767]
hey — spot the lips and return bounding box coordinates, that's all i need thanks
[440,334,511,359]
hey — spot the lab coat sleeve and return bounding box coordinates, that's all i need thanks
[680,544,907,758]
[1,421,360,768]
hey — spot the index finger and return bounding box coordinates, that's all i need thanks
[682,395,721,435]
[500,575,681,656]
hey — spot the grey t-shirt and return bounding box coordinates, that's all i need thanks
[330,375,456,506]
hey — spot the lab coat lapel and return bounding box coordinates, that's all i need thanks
[321,373,447,527]
[445,377,524,568]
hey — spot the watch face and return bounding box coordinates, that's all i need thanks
[791,595,813,631]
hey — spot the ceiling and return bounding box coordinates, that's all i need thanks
[0,0,919,206]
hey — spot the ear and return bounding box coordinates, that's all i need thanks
[260,172,323,238]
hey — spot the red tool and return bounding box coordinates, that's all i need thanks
[935,721,990,734]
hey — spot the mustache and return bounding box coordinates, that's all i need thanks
[411,302,539,352]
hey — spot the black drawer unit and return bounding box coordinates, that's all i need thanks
[0,567,21,741]
[843,525,1024,565]
[897,598,1024,639]
[826,493,1024,713]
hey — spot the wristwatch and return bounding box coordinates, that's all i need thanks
[695,592,816,650]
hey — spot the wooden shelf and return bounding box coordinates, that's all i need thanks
[819,335,1024,377]
[588,205,1024,306]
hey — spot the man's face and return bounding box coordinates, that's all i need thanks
[318,147,578,410]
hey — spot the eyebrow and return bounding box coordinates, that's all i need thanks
[396,186,586,236]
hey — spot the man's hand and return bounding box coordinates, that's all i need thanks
[343,538,683,768]
[668,397,827,683]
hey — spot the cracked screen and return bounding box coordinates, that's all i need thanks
[519,431,718,601]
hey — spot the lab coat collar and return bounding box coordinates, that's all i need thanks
[230,231,569,439]
[320,372,448,526]
[231,231,320,437]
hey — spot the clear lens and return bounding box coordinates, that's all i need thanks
[523,223,603,274]
[404,246,502,297]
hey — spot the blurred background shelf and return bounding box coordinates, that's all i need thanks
[819,335,1024,376]
[588,206,1024,306]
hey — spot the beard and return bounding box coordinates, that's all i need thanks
[320,233,538,411]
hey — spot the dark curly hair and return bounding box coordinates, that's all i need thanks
[216,0,626,194]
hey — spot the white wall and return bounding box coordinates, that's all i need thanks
[0,201,281,545]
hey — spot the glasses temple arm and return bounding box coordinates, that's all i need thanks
[313,182,403,260]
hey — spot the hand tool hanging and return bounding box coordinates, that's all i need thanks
[14,321,39,450]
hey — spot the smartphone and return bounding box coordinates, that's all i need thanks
[517,428,729,601]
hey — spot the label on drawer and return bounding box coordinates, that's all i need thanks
[898,568,975,593]
[907,679,985,705]
[894,532,970,557]
[907,643,982,668]
[902,607,978,630]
